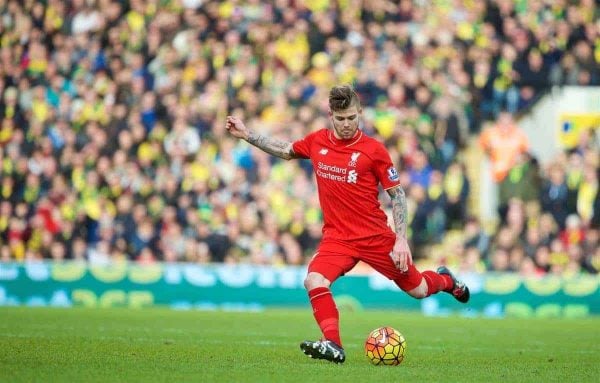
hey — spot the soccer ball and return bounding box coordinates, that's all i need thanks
[365,326,406,366]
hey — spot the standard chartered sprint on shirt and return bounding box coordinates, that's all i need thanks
[316,161,358,184]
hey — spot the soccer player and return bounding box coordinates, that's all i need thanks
[225,85,469,364]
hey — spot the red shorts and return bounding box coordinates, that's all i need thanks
[307,232,423,292]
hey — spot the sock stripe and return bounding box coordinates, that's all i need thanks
[320,318,338,332]
[309,291,331,301]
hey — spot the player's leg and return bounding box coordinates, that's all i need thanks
[300,243,357,363]
[394,264,470,302]
[394,264,451,297]
[301,268,349,363]
[359,234,470,302]
[304,271,341,346]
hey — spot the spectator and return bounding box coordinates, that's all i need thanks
[504,199,527,239]
[479,111,530,184]
[432,97,463,169]
[582,245,600,274]
[460,246,486,274]
[489,248,510,272]
[541,163,570,229]
[533,245,552,274]
[576,164,599,226]
[559,214,586,248]
[514,49,550,109]
[463,216,491,258]
[498,154,541,220]
[408,150,433,189]
[408,184,431,257]
[443,162,470,229]
[509,246,527,273]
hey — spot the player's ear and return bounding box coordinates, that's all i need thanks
[328,109,332,117]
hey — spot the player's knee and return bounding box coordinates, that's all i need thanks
[304,272,330,290]
[394,276,428,299]
[406,288,428,299]
[405,279,429,299]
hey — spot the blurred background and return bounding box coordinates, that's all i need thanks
[0,0,598,286]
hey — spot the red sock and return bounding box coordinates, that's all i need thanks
[422,270,454,296]
[308,287,341,346]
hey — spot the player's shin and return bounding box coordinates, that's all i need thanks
[308,287,342,347]
[421,270,454,296]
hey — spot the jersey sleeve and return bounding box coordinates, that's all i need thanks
[292,129,320,159]
[373,142,401,190]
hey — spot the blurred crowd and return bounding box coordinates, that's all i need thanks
[452,108,599,277]
[0,0,598,276]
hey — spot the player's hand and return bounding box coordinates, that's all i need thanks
[225,116,249,140]
[389,236,412,272]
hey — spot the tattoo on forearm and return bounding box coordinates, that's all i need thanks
[388,186,408,239]
[247,131,295,160]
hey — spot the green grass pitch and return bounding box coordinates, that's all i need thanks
[1,307,599,382]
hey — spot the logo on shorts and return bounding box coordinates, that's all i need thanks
[387,167,399,182]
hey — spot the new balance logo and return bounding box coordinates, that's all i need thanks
[319,148,329,155]
[347,170,358,184]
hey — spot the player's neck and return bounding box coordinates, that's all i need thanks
[329,129,361,146]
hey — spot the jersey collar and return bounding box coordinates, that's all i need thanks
[327,129,363,147]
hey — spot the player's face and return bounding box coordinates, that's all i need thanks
[330,105,361,140]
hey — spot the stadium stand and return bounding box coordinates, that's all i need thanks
[0,0,598,276]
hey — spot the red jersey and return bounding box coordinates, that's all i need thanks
[292,128,400,241]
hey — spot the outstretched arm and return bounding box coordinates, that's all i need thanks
[226,116,297,160]
[386,185,412,271]
[246,131,296,160]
